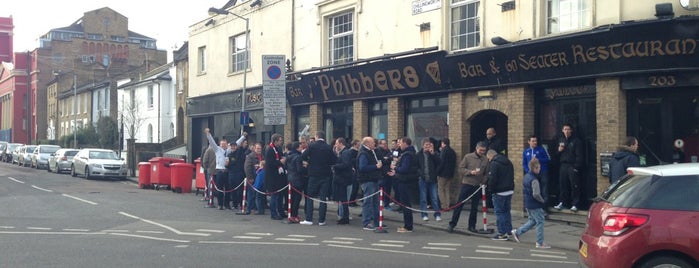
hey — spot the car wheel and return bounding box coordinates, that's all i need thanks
[639,256,694,268]
[85,167,91,180]
[71,165,77,177]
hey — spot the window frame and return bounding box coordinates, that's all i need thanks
[229,33,249,73]
[327,11,354,66]
[450,0,481,51]
[197,46,207,74]
[547,0,593,34]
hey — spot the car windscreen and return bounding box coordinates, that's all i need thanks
[25,146,37,152]
[65,151,78,157]
[41,147,60,154]
[606,174,699,211]
[89,151,118,159]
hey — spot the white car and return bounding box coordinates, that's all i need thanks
[71,148,128,180]
[31,145,61,169]
[18,145,37,167]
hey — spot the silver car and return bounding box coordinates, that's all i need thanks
[18,145,37,167]
[32,145,61,169]
[71,148,127,180]
[3,143,22,163]
[48,148,78,174]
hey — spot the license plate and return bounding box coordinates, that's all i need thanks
[579,241,588,258]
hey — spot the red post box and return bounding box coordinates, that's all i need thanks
[170,162,195,193]
[137,162,151,189]
[149,157,185,189]
[194,158,206,195]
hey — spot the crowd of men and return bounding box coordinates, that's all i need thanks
[198,124,638,244]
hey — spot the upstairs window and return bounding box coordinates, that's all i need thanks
[198,46,207,74]
[451,0,480,51]
[230,33,249,73]
[148,85,154,108]
[328,12,354,65]
[547,0,592,34]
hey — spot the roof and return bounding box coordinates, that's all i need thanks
[627,163,699,177]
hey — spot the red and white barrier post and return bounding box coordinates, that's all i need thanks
[375,187,388,233]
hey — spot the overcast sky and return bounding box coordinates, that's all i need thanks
[4,0,221,57]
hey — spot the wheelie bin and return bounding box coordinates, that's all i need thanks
[194,158,206,195]
[138,162,152,189]
[149,157,185,190]
[170,162,195,193]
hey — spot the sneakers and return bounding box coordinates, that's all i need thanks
[422,216,429,221]
[510,229,520,243]
[318,221,327,226]
[491,234,509,241]
[570,206,578,212]
[467,227,478,233]
[299,220,313,225]
[336,218,350,225]
[447,225,454,233]
[397,227,413,233]
[536,243,551,249]
[435,216,442,222]
[363,224,376,231]
[554,202,564,210]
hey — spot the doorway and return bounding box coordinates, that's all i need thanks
[470,110,508,153]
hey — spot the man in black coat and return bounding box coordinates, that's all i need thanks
[332,138,354,224]
[436,138,457,209]
[485,128,506,156]
[300,131,337,225]
[554,124,585,212]
[486,150,515,241]
[264,133,287,220]
[609,136,640,184]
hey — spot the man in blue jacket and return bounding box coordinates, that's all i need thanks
[389,137,419,233]
[522,135,551,207]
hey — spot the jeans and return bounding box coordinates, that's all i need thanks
[449,184,480,229]
[336,184,351,220]
[245,186,257,212]
[226,172,244,208]
[269,192,284,218]
[214,170,228,207]
[419,180,441,218]
[361,181,379,227]
[515,208,546,245]
[378,177,392,208]
[559,164,581,207]
[492,194,512,235]
[395,181,414,230]
[305,176,330,223]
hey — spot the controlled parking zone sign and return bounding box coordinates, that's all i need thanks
[262,55,287,125]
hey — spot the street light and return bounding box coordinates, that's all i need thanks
[208,7,249,135]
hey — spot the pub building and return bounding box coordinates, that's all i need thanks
[282,16,699,210]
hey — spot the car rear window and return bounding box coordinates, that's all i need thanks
[605,174,699,211]
[65,151,78,157]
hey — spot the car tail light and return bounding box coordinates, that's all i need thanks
[61,156,67,161]
[603,214,648,236]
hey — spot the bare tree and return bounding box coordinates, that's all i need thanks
[121,97,146,140]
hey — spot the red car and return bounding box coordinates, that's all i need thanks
[579,163,699,268]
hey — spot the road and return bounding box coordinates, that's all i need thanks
[0,163,580,267]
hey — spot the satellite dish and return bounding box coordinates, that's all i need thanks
[674,139,685,149]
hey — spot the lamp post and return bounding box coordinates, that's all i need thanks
[73,73,77,148]
[208,7,249,135]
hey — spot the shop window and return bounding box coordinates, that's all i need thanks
[547,0,592,34]
[230,33,249,73]
[370,100,388,140]
[324,102,353,140]
[328,11,354,65]
[450,0,481,51]
[407,96,449,149]
[294,106,310,140]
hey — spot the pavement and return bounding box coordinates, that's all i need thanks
[128,176,585,253]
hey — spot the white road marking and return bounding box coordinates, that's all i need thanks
[371,243,404,248]
[428,242,461,246]
[195,229,225,233]
[136,230,165,234]
[27,227,52,230]
[378,239,410,244]
[475,250,510,255]
[530,249,567,255]
[175,245,189,248]
[62,194,98,205]
[234,236,263,239]
[118,211,209,237]
[332,237,363,241]
[461,256,578,265]
[531,253,568,259]
[63,229,90,232]
[0,226,16,229]
[104,230,129,233]
[0,231,106,235]
[275,238,306,242]
[422,246,457,251]
[246,232,273,236]
[477,245,513,250]
[328,244,449,258]
[31,185,53,192]
[7,177,24,184]
[200,241,319,246]
[322,240,355,245]
[109,233,190,243]
[287,234,316,238]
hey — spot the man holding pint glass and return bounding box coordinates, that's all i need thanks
[554,124,584,212]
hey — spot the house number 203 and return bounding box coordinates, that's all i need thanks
[648,75,676,87]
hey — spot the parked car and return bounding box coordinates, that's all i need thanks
[71,148,127,180]
[0,142,7,160]
[17,145,37,167]
[31,145,61,169]
[48,149,79,174]
[11,145,24,165]
[3,143,22,163]
[579,163,699,268]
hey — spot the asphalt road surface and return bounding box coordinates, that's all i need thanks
[0,163,579,267]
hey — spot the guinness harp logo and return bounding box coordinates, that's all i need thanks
[426,61,441,84]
